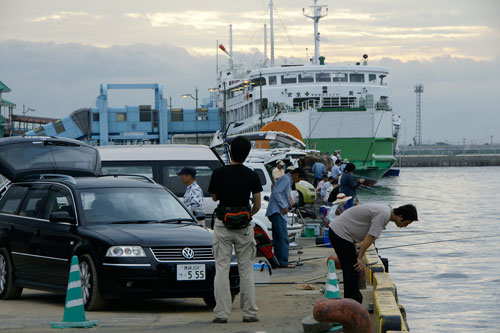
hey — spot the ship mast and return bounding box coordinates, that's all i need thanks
[270,0,275,67]
[303,0,328,65]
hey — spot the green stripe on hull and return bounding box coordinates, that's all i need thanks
[304,137,396,180]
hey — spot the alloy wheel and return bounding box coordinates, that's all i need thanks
[79,261,91,304]
[0,254,6,294]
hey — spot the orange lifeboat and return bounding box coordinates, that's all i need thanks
[256,121,303,149]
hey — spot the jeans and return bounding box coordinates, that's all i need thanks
[328,228,363,304]
[313,177,321,188]
[267,213,289,266]
[344,198,354,210]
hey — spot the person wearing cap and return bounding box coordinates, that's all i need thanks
[339,162,365,209]
[329,203,418,305]
[265,167,306,268]
[272,160,285,181]
[329,192,351,215]
[177,167,205,225]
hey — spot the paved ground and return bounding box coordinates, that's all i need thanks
[0,237,346,333]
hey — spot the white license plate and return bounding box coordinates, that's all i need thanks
[176,264,206,281]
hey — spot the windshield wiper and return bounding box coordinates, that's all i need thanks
[111,220,155,224]
[158,218,196,224]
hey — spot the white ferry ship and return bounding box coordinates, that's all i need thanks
[212,0,399,180]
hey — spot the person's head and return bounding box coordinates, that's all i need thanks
[230,136,251,163]
[290,167,306,183]
[344,162,356,173]
[277,160,284,169]
[332,177,339,185]
[328,176,334,183]
[335,159,342,166]
[322,174,328,181]
[392,204,418,228]
[176,167,196,185]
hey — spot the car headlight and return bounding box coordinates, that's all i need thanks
[106,246,146,257]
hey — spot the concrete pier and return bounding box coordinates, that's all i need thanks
[397,144,500,167]
[398,154,500,167]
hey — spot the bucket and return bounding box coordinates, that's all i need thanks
[304,223,321,237]
[305,227,315,237]
[253,262,270,285]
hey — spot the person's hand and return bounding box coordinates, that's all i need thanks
[280,207,289,215]
[358,178,365,184]
[353,257,364,272]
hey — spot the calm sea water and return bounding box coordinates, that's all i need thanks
[357,166,500,332]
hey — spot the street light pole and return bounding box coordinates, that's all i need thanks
[209,83,227,131]
[181,90,199,109]
[195,87,198,109]
[259,72,263,128]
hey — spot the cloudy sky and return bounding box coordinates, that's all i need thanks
[1,0,499,144]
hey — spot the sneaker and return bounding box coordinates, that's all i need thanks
[213,317,228,323]
[243,317,259,323]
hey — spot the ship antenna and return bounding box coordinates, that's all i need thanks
[270,0,275,67]
[303,0,328,65]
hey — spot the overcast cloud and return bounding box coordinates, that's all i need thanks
[1,0,499,144]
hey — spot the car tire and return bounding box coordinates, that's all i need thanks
[79,254,106,311]
[203,294,236,309]
[0,248,23,300]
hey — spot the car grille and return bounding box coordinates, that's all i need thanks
[150,247,214,262]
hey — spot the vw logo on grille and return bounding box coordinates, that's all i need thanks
[181,247,195,259]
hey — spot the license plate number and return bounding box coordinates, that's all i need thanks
[176,264,206,281]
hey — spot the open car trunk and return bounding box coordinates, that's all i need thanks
[209,130,305,164]
[0,136,101,182]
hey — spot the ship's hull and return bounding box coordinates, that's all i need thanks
[304,136,396,180]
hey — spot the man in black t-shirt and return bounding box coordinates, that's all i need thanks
[208,136,262,324]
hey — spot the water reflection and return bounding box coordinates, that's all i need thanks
[357,166,500,332]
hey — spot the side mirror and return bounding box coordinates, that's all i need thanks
[49,211,75,223]
[193,211,206,221]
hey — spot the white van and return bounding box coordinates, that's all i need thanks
[97,145,222,217]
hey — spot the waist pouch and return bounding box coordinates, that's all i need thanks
[216,205,251,230]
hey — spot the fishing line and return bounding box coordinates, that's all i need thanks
[378,229,481,239]
[371,233,500,251]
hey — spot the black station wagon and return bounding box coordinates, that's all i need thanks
[0,137,239,310]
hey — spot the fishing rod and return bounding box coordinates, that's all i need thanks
[371,233,500,251]
[378,229,481,239]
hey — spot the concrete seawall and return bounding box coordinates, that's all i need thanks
[398,154,500,167]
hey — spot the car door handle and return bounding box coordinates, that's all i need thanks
[34,229,41,237]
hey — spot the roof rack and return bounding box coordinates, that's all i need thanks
[98,174,156,184]
[37,174,77,184]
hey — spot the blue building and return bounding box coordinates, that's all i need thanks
[26,83,223,145]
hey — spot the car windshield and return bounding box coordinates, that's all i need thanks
[80,187,193,225]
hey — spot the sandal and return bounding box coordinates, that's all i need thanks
[280,263,295,268]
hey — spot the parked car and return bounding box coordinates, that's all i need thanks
[0,137,239,310]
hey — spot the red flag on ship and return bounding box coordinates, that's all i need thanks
[219,44,230,57]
